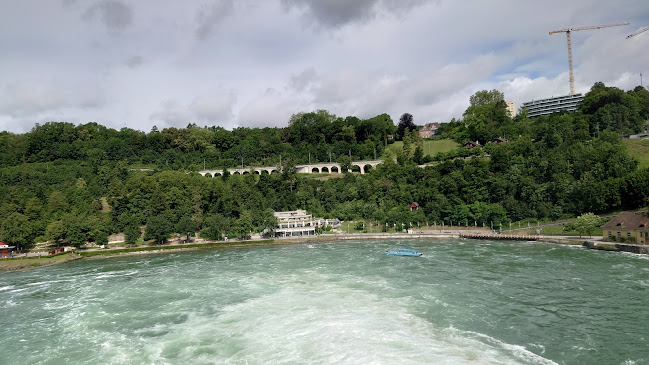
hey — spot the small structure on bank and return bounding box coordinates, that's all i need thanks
[491,137,509,144]
[410,202,419,212]
[601,211,649,244]
[0,241,15,258]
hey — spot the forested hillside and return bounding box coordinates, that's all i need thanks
[1,82,648,249]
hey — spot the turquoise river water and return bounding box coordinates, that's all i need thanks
[1,239,649,364]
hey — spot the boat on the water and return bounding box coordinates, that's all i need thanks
[385,248,422,256]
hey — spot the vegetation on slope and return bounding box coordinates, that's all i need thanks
[0,82,648,250]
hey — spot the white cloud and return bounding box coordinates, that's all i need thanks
[0,79,105,117]
[239,88,308,128]
[150,92,237,129]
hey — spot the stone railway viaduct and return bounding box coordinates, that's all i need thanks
[198,160,383,177]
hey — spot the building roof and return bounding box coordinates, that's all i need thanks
[410,202,419,208]
[463,141,481,148]
[601,212,649,230]
[422,122,440,131]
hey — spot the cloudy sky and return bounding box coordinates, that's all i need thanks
[1,0,648,133]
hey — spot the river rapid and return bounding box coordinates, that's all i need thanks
[1,239,648,364]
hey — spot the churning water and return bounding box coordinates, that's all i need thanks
[1,239,648,364]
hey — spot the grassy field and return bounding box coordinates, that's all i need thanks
[623,138,649,170]
[383,139,458,159]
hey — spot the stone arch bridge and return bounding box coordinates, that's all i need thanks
[198,160,383,177]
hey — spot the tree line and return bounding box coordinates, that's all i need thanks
[1,82,648,249]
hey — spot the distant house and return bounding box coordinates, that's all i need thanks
[419,123,440,139]
[492,137,509,144]
[463,141,481,149]
[601,211,649,243]
[410,202,419,212]
[0,241,15,258]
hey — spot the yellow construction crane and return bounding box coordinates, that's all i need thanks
[549,22,630,95]
[627,26,649,39]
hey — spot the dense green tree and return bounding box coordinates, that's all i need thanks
[580,82,645,135]
[469,89,505,106]
[124,223,141,246]
[200,214,229,240]
[60,215,86,248]
[396,113,415,140]
[176,216,198,241]
[574,212,601,238]
[0,212,33,251]
[47,191,69,218]
[232,210,254,239]
[144,215,172,245]
[24,197,43,220]
[45,220,66,244]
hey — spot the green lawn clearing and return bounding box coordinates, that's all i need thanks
[623,138,649,170]
[383,139,458,159]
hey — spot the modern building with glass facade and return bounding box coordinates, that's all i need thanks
[521,93,583,118]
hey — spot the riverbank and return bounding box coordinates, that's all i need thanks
[0,252,83,273]
[0,231,607,273]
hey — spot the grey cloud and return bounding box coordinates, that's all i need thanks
[282,0,377,27]
[289,68,318,92]
[149,101,191,129]
[195,0,234,40]
[239,88,305,128]
[82,0,133,31]
[124,56,144,68]
[190,94,236,122]
[281,0,432,28]
[150,93,236,128]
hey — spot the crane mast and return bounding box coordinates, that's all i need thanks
[549,22,629,95]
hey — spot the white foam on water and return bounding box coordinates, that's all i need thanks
[93,269,139,280]
[26,281,51,286]
[638,280,649,287]
[0,285,14,291]
[458,330,558,365]
[121,284,555,364]
[623,359,643,365]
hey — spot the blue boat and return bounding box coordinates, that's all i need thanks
[385,248,422,256]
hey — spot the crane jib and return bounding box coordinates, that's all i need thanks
[548,22,630,95]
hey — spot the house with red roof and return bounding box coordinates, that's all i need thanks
[0,241,15,258]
